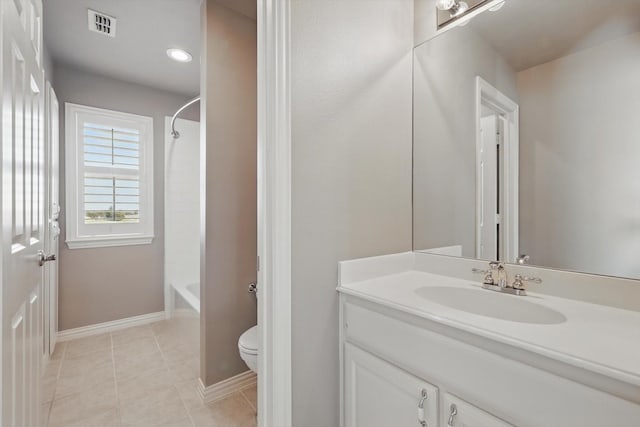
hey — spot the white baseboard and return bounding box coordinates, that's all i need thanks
[198,370,257,404]
[57,311,165,342]
[172,308,200,319]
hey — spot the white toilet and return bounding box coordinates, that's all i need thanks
[238,325,258,373]
[239,283,259,373]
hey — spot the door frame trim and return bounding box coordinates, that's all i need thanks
[257,0,293,426]
[475,76,519,262]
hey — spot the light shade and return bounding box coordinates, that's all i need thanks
[166,48,193,63]
[489,1,506,12]
[436,0,456,10]
[451,1,469,16]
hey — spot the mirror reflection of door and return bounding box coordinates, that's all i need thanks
[478,110,501,261]
[475,78,519,263]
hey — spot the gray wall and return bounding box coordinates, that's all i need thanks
[200,0,257,386]
[291,0,414,424]
[55,64,199,330]
[518,31,640,278]
[413,25,517,256]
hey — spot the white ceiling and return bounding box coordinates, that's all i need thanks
[44,0,256,96]
[470,0,640,71]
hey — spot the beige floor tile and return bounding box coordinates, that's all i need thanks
[152,318,199,346]
[42,375,58,403]
[118,385,190,426]
[42,360,62,403]
[51,406,121,427]
[50,342,67,361]
[46,320,215,427]
[112,324,155,348]
[113,336,160,359]
[150,320,183,337]
[121,419,193,427]
[55,367,116,399]
[41,400,51,427]
[175,380,205,410]
[114,348,167,382]
[117,367,174,403]
[65,333,112,357]
[56,349,115,399]
[240,384,257,411]
[189,393,256,427]
[59,350,112,377]
[167,356,200,382]
[43,359,62,380]
[49,387,118,427]
[159,340,199,365]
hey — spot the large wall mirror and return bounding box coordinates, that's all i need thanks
[413,0,640,279]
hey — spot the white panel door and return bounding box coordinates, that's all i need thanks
[443,394,514,427]
[1,0,46,425]
[478,115,499,261]
[344,343,438,427]
[43,82,59,357]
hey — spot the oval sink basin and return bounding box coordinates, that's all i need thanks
[414,286,567,325]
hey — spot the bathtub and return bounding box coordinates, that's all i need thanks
[171,282,200,314]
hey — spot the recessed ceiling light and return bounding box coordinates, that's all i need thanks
[167,48,192,63]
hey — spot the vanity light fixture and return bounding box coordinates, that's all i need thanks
[166,48,193,63]
[489,1,505,12]
[436,0,469,17]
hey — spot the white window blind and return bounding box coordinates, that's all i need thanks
[66,104,154,249]
[82,123,141,224]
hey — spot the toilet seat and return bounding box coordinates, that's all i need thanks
[239,325,258,355]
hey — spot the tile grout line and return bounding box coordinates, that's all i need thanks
[151,320,198,427]
[46,341,67,414]
[56,342,67,378]
[109,331,122,426]
[239,388,257,413]
[151,321,173,372]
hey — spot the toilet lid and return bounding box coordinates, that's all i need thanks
[239,325,258,353]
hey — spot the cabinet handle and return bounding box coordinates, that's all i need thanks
[447,403,458,427]
[417,389,428,427]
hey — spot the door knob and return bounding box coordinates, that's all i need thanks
[37,251,56,267]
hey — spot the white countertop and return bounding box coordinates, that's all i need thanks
[338,269,640,390]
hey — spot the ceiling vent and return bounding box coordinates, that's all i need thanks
[88,9,116,38]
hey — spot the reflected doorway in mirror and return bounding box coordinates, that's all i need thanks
[475,77,519,263]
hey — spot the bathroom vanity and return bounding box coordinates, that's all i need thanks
[338,1,640,425]
[338,252,640,427]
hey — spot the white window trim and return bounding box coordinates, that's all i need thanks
[65,103,154,249]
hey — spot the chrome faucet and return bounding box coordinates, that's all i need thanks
[472,261,542,296]
[495,262,508,289]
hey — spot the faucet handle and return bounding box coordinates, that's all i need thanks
[472,268,494,285]
[512,274,542,289]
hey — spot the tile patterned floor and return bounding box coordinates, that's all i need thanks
[42,317,257,427]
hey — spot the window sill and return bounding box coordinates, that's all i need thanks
[66,235,154,250]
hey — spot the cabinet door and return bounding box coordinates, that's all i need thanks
[344,343,438,427]
[443,393,514,427]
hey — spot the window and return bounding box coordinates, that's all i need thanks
[65,103,154,248]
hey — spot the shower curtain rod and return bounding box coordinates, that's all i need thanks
[170,96,201,139]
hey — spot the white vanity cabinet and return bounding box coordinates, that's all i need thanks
[339,296,640,427]
[344,343,439,427]
[344,339,513,427]
[443,394,514,427]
